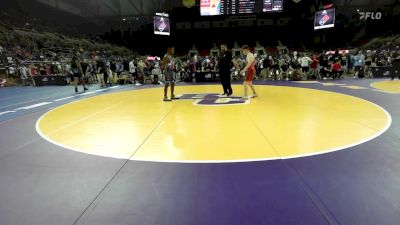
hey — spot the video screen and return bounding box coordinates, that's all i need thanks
[200,0,222,16]
[263,0,283,12]
[314,8,335,30]
[201,0,281,16]
[238,0,257,14]
[154,15,170,36]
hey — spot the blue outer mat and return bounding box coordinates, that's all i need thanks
[0,79,399,225]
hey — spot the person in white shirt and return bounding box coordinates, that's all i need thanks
[129,59,136,84]
[19,65,28,86]
[240,45,257,99]
[56,62,62,75]
[299,54,313,78]
[353,51,365,78]
[106,62,113,86]
[151,65,162,84]
[65,63,73,84]
[8,66,15,77]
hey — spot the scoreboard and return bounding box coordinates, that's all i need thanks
[200,0,283,16]
[263,0,283,12]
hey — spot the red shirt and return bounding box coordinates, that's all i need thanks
[311,57,319,69]
[332,63,341,72]
[31,67,37,76]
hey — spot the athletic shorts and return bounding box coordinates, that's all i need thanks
[301,67,309,73]
[163,72,176,84]
[73,74,82,78]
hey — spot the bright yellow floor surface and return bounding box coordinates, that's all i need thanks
[371,80,400,93]
[37,85,390,162]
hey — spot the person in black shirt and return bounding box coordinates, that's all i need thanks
[71,55,88,93]
[219,44,234,96]
[391,56,400,80]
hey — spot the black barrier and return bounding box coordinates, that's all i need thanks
[371,66,398,78]
[195,71,218,82]
[33,75,67,86]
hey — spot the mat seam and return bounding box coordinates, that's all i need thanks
[72,104,176,225]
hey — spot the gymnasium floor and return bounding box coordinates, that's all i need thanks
[0,79,400,225]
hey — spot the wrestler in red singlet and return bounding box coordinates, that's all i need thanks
[245,60,256,82]
[240,45,258,99]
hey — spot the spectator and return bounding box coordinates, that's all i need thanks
[310,54,320,79]
[391,54,400,80]
[29,64,38,76]
[319,56,331,79]
[300,54,313,79]
[364,50,373,78]
[0,77,6,87]
[97,59,107,88]
[279,56,290,80]
[331,59,343,79]
[129,59,137,84]
[353,51,365,78]
[151,65,162,84]
[19,64,29,86]
[137,59,146,85]
[116,62,123,76]
[71,55,88,93]
[8,65,16,77]
[39,64,46,75]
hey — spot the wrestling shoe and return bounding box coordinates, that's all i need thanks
[171,95,180,100]
[163,96,171,102]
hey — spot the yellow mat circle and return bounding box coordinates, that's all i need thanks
[36,85,391,163]
[371,80,400,93]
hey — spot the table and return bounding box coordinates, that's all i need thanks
[33,75,67,86]
[195,71,219,82]
[371,66,398,78]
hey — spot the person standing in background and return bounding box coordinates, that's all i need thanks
[97,59,107,88]
[19,64,29,86]
[300,54,313,79]
[71,55,88,93]
[129,58,136,84]
[391,54,400,80]
[137,59,146,85]
[310,54,320,79]
[162,46,179,101]
[106,62,113,87]
[151,65,162,84]
[353,51,365,78]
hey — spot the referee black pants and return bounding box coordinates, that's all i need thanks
[220,71,232,95]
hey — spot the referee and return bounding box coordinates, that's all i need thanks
[219,44,234,96]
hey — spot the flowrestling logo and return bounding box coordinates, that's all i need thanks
[359,12,382,20]
[176,93,249,106]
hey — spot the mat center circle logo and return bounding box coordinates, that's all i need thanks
[177,93,249,106]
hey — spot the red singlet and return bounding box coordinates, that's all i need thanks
[245,61,256,82]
